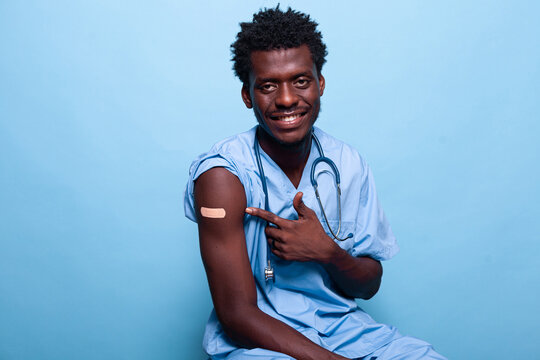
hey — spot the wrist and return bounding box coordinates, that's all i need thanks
[320,237,343,265]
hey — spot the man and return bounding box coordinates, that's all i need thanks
[185,6,446,360]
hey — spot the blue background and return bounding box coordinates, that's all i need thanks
[1,1,539,359]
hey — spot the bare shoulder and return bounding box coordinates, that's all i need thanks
[194,167,246,227]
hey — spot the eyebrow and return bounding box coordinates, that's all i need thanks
[256,72,314,83]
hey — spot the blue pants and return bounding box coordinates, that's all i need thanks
[219,335,446,359]
[354,336,446,360]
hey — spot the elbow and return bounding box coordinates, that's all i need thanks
[359,278,381,300]
[340,275,381,300]
[359,261,383,300]
[216,304,260,346]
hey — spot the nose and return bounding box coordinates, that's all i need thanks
[275,83,299,108]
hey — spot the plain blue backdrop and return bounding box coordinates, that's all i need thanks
[1,1,539,359]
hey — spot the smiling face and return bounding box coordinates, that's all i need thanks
[242,45,325,149]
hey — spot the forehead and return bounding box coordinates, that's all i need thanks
[249,45,316,81]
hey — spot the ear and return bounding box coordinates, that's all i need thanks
[241,85,253,109]
[318,74,325,96]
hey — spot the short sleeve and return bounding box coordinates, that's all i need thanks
[350,161,399,261]
[183,153,243,223]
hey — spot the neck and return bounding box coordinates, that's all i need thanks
[256,127,312,188]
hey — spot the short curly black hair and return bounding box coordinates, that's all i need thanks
[231,6,327,86]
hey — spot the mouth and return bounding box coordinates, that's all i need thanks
[269,111,308,123]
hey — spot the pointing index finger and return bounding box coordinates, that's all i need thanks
[245,207,285,227]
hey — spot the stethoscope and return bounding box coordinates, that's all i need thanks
[253,128,353,282]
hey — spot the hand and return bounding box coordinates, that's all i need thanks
[246,192,338,263]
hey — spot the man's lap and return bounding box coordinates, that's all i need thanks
[216,335,446,360]
[358,335,446,360]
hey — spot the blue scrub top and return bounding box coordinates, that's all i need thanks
[185,127,401,359]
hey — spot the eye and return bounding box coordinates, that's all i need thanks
[295,78,311,88]
[258,83,277,93]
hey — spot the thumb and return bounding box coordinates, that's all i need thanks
[293,192,309,218]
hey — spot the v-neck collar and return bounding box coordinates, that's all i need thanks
[255,134,317,192]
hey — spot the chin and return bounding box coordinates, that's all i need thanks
[275,129,313,148]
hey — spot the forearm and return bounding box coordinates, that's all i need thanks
[221,305,348,360]
[322,243,382,299]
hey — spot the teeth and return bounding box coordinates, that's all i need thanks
[278,114,301,122]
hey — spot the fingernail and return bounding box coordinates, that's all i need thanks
[245,208,253,214]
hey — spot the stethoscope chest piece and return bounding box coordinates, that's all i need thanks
[264,260,275,282]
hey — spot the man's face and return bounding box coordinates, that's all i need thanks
[242,45,325,147]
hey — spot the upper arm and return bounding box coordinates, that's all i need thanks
[194,167,257,325]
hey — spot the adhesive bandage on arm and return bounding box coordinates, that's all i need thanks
[200,207,226,219]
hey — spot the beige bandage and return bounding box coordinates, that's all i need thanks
[200,207,226,218]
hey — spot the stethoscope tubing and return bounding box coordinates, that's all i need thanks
[253,128,353,282]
